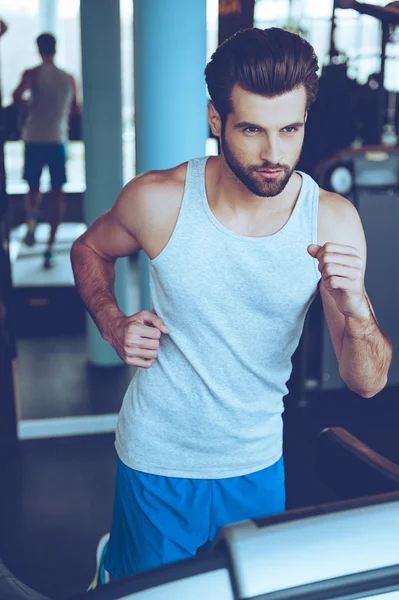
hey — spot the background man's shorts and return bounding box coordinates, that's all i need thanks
[23,143,67,188]
[104,455,286,580]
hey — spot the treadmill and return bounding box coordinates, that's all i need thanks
[1,491,398,600]
[1,428,399,600]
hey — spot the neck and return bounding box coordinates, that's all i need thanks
[42,56,55,66]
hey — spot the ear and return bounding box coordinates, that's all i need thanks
[208,102,222,137]
[304,111,308,123]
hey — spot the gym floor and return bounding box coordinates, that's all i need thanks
[16,334,135,419]
[0,378,398,600]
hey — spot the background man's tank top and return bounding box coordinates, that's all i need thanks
[23,63,74,143]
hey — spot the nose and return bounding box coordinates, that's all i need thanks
[260,134,281,166]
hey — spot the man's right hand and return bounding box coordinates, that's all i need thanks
[105,310,170,368]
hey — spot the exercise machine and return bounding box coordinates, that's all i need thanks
[1,428,398,600]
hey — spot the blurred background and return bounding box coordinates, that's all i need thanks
[0,0,398,598]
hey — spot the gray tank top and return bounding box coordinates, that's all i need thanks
[22,64,74,143]
[115,157,321,479]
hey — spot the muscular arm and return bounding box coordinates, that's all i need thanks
[71,164,183,358]
[12,69,32,103]
[70,76,80,115]
[312,194,392,398]
[70,175,149,343]
[339,292,392,397]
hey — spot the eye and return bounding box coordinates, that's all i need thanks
[283,126,298,134]
[244,127,260,134]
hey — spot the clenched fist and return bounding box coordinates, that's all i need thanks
[105,310,169,368]
[308,242,368,318]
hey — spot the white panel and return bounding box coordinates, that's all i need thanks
[18,414,118,439]
[224,502,399,598]
[118,569,234,600]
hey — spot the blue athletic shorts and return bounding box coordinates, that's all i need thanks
[104,455,285,580]
[23,143,67,188]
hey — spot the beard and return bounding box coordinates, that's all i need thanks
[221,130,302,198]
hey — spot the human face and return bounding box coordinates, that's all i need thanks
[218,85,307,198]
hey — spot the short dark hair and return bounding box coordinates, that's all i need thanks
[205,27,319,123]
[37,33,56,56]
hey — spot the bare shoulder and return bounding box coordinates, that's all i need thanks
[61,69,76,85]
[22,67,35,81]
[317,187,365,250]
[112,161,188,259]
[117,161,187,220]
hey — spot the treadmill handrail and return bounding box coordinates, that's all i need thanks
[318,427,399,484]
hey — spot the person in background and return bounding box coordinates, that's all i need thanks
[12,33,79,269]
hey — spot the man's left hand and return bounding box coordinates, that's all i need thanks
[307,242,368,318]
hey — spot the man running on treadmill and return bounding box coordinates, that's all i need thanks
[13,33,79,269]
[70,27,392,585]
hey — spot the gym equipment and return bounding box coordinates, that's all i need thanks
[9,222,87,336]
[337,0,399,145]
[215,493,399,600]
[298,0,360,177]
[299,0,399,178]
[0,551,237,600]
[213,426,399,599]
[316,427,399,499]
[0,559,50,600]
[313,147,399,390]
[2,493,398,600]
[337,0,399,23]
[1,429,398,600]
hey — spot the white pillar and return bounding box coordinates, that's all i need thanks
[39,0,58,35]
[133,0,208,308]
[80,0,130,366]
